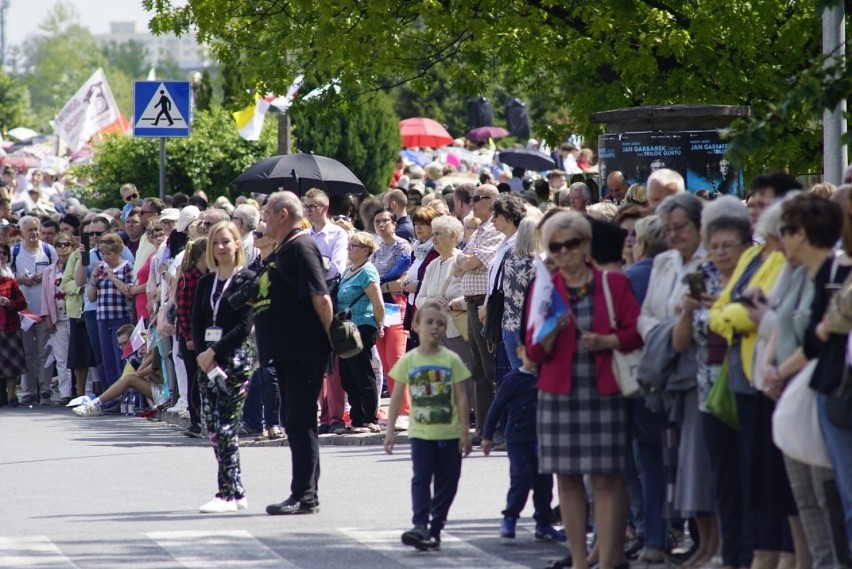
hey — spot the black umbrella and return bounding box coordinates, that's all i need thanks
[497,148,556,171]
[233,153,366,196]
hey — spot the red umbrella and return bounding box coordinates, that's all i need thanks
[467,126,509,141]
[399,118,453,148]
[1,154,39,170]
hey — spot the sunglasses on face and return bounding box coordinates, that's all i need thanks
[124,193,139,202]
[548,237,587,254]
[471,195,492,203]
[54,242,73,249]
[332,215,351,223]
[85,231,104,237]
[253,230,264,239]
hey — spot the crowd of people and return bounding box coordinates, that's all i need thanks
[2,155,852,569]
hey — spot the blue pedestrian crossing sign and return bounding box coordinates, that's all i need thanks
[134,81,191,137]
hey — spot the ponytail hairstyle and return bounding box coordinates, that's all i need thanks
[181,237,208,273]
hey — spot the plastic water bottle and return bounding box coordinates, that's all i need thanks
[127,392,136,416]
[120,392,128,416]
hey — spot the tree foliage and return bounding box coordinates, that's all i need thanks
[76,108,277,209]
[0,69,31,134]
[292,89,400,193]
[144,0,822,174]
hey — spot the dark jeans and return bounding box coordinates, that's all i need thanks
[466,301,495,434]
[410,437,462,537]
[632,397,667,549]
[178,335,200,428]
[704,411,751,567]
[338,325,378,426]
[244,367,281,431]
[275,360,325,506]
[83,310,106,392]
[504,440,553,524]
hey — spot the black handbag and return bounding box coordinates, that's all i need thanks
[331,287,367,359]
[826,365,852,430]
[483,252,508,345]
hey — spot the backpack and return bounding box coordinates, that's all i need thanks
[11,242,54,274]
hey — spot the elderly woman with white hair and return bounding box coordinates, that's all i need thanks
[415,215,470,368]
[526,211,642,569]
[709,196,793,569]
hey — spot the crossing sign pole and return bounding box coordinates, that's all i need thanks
[134,81,191,199]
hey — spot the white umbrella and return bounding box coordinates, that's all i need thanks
[8,127,40,141]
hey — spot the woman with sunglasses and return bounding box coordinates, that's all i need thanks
[39,232,77,404]
[526,210,642,569]
[0,242,26,407]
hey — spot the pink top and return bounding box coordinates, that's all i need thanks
[135,256,151,321]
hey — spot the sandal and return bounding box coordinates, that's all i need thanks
[267,426,285,440]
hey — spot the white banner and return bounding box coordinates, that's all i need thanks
[53,68,121,151]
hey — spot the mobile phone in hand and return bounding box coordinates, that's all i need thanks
[81,233,90,266]
[685,271,705,300]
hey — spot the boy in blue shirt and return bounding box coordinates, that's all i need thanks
[482,343,565,543]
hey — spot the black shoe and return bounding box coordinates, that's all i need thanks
[317,424,331,434]
[266,498,320,515]
[7,397,18,408]
[19,394,37,406]
[183,425,203,438]
[401,526,438,551]
[545,552,572,569]
[471,434,483,446]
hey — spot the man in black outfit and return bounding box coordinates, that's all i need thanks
[254,191,333,515]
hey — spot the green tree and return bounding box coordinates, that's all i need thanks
[195,69,214,111]
[76,108,277,209]
[101,40,148,79]
[292,89,400,193]
[144,0,822,174]
[0,69,31,133]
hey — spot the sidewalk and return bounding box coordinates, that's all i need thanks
[153,397,411,447]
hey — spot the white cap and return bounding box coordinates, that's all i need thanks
[159,208,179,222]
[176,205,200,232]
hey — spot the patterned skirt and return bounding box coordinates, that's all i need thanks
[537,288,628,475]
[0,328,27,377]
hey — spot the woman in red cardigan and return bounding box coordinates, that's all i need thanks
[526,210,642,569]
[0,250,29,408]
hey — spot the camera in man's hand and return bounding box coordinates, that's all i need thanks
[227,269,258,309]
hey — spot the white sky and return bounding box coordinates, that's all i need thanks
[6,0,155,47]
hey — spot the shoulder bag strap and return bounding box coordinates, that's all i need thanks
[439,256,457,298]
[602,271,617,330]
[491,250,509,295]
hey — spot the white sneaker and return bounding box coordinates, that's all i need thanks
[67,395,91,407]
[394,415,410,432]
[167,398,188,414]
[73,402,103,417]
[199,497,237,513]
[236,497,247,510]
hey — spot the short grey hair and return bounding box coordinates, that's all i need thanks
[647,168,685,193]
[634,215,668,258]
[431,214,464,245]
[18,215,40,230]
[569,182,591,202]
[657,192,703,228]
[268,191,304,220]
[540,210,592,248]
[701,195,748,240]
[514,216,542,257]
[205,208,230,225]
[233,204,260,230]
[755,191,801,239]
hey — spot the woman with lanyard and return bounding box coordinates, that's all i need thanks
[191,221,256,514]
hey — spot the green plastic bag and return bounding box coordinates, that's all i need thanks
[706,362,738,429]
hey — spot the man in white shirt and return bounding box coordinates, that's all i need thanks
[14,216,57,405]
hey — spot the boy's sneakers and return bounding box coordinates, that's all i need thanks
[535,524,566,542]
[401,526,439,551]
[500,517,516,539]
[73,402,103,416]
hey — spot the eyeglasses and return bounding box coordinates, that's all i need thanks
[348,243,368,250]
[374,218,393,225]
[709,242,743,253]
[548,237,587,253]
[253,230,264,239]
[148,230,164,237]
[779,225,799,237]
[303,204,323,211]
[85,231,104,237]
[54,242,73,249]
[471,195,492,203]
[123,193,138,202]
[140,209,156,215]
[663,220,693,236]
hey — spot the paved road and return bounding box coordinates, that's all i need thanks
[0,407,569,568]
